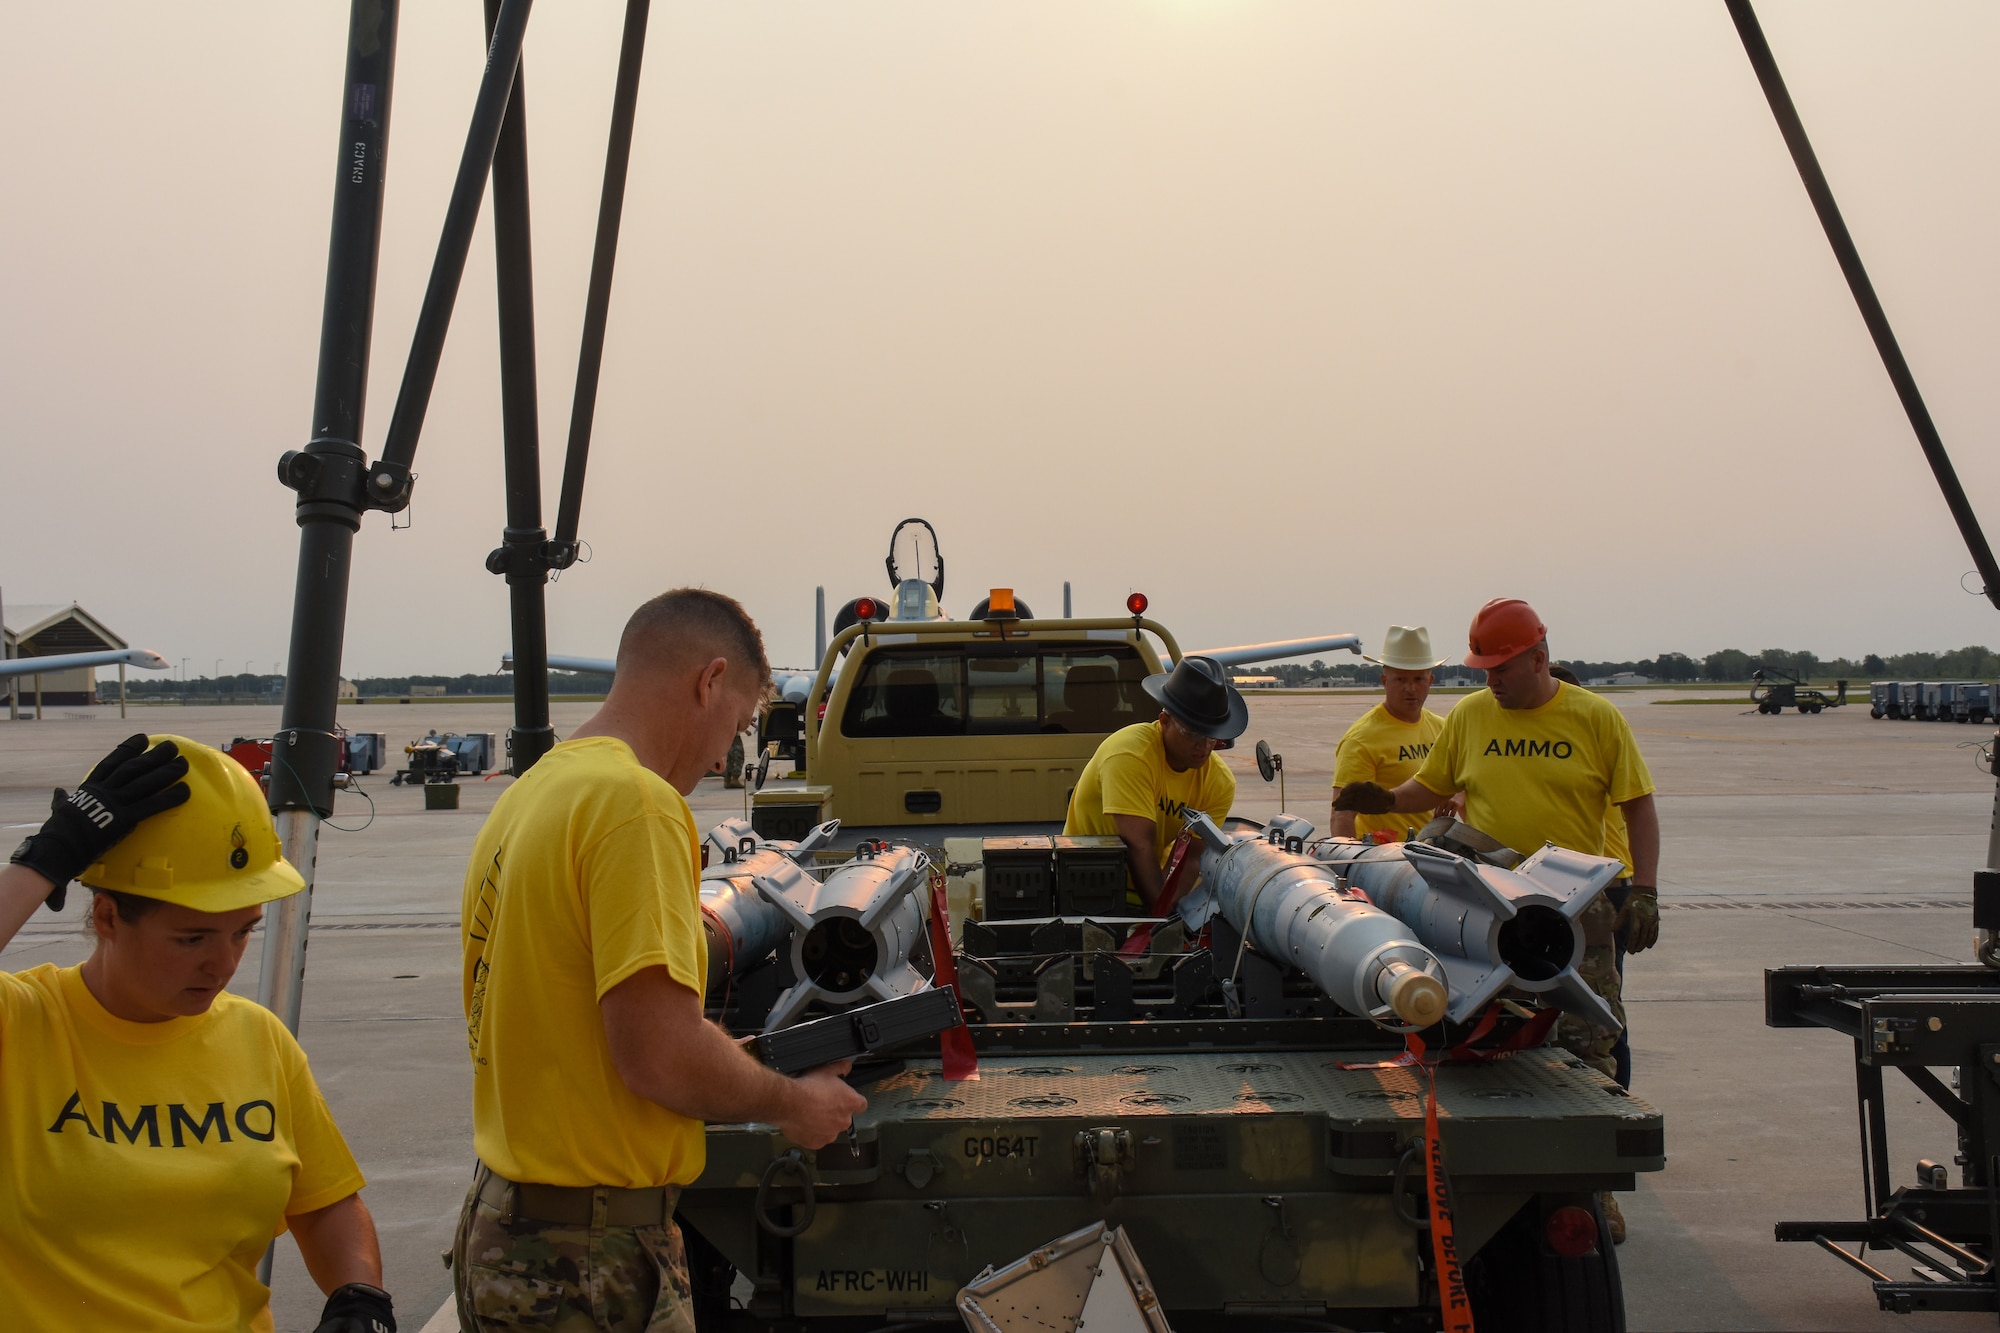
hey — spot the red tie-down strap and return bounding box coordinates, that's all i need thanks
[926,864,979,1082]
[1119,831,1201,956]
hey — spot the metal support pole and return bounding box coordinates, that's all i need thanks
[481,0,556,778]
[2,585,14,722]
[119,663,127,720]
[260,0,402,1042]
[34,673,42,720]
[549,0,651,558]
[481,0,648,778]
[1725,0,2000,608]
[1857,1050,1893,1216]
[1063,581,1072,618]
[372,0,534,492]
[815,587,827,663]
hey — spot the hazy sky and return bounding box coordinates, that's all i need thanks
[5,3,1999,678]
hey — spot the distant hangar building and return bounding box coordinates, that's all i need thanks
[3,602,130,706]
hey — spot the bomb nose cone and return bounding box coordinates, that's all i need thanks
[1389,968,1448,1028]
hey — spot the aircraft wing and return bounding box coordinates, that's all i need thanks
[504,653,820,704]
[1188,635,1363,668]
[500,652,618,675]
[0,648,170,680]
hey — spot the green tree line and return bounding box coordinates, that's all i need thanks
[1240,647,2000,686]
[105,670,614,701]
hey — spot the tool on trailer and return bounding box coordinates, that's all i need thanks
[741,986,965,1076]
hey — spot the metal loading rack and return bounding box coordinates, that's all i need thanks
[1767,964,2000,1312]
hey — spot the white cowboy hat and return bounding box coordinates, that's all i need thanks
[1363,626,1446,672]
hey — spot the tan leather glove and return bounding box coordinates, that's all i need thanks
[1615,884,1659,953]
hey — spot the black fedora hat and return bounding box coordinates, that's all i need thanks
[1142,656,1249,742]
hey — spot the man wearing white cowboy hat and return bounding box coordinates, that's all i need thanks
[1064,656,1246,912]
[1330,626,1449,841]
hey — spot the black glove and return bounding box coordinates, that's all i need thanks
[8,734,190,911]
[1332,781,1397,815]
[315,1283,396,1333]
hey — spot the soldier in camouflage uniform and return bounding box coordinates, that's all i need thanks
[1546,667,1658,1088]
[452,1165,695,1333]
[1552,893,1624,1080]
[453,590,864,1331]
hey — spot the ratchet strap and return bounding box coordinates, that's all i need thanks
[926,864,978,1081]
[1420,1048,1476,1333]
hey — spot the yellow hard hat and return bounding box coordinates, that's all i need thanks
[78,735,306,912]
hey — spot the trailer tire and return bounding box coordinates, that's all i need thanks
[1465,1194,1625,1333]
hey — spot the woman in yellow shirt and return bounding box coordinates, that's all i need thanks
[1,734,397,1333]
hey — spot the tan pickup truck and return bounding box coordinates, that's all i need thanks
[753,603,1184,835]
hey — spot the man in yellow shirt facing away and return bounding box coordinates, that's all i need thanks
[453,589,866,1332]
[1330,625,1450,842]
[1065,656,1245,912]
[1336,599,1660,1242]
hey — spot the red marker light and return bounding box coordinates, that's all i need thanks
[855,597,878,621]
[1543,1205,1599,1258]
[1126,592,1149,616]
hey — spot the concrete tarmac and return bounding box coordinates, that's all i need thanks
[3,691,1994,1330]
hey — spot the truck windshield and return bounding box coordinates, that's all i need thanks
[840,644,1151,737]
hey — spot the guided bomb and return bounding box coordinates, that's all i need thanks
[1309,827,1624,1030]
[1178,812,1451,1029]
[698,818,931,1031]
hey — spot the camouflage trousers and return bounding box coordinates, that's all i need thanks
[1552,893,1627,1081]
[723,736,746,788]
[451,1168,697,1332]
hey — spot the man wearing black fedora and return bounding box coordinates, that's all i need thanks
[1063,656,1246,912]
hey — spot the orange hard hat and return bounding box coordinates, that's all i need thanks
[1464,598,1547,669]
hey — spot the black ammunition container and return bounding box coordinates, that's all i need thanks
[983,836,1055,919]
[1052,835,1128,915]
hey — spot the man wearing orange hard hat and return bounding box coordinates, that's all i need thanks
[1333,599,1660,1240]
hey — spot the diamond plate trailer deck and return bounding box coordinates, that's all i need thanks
[680,1047,1662,1329]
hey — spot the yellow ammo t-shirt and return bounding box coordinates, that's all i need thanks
[1064,721,1235,889]
[463,736,707,1189]
[1333,704,1447,840]
[0,964,363,1333]
[1413,683,1654,859]
[1604,803,1633,878]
